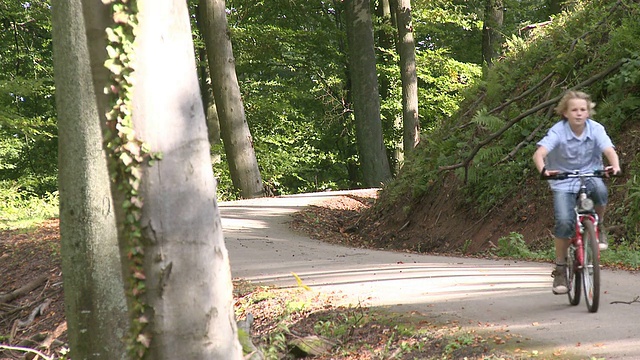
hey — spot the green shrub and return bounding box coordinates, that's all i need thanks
[0,181,58,230]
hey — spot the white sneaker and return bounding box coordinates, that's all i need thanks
[552,265,568,295]
[599,230,608,251]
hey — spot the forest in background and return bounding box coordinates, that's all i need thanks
[1,1,640,358]
[2,0,639,243]
[365,0,640,252]
[1,0,562,226]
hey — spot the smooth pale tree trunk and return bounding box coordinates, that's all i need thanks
[51,0,128,359]
[199,0,265,199]
[345,0,392,187]
[394,0,420,155]
[482,0,504,68]
[131,0,243,358]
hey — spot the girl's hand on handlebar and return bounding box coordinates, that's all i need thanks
[604,166,622,177]
[540,167,560,179]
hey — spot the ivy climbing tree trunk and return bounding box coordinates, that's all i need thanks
[51,0,129,359]
[128,0,244,358]
[394,0,420,156]
[199,0,265,199]
[345,0,393,187]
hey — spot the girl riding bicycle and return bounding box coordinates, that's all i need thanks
[532,90,621,295]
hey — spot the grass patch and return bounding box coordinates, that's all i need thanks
[494,231,640,270]
[0,185,58,231]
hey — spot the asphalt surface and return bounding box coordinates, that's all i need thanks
[221,189,640,359]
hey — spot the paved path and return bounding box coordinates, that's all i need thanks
[221,190,640,359]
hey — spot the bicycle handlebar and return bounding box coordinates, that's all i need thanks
[541,169,621,181]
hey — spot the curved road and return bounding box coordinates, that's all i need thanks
[221,189,640,359]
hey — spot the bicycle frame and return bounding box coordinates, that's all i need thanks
[572,200,599,267]
[542,169,613,313]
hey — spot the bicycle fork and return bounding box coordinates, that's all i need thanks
[574,214,599,267]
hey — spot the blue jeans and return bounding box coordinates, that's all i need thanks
[553,179,608,239]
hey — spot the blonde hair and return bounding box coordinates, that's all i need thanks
[554,90,596,117]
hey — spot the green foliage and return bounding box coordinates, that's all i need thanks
[386,0,640,230]
[620,170,640,238]
[0,182,58,230]
[495,232,552,260]
[0,1,57,196]
[600,239,640,269]
[216,0,487,196]
[443,331,475,355]
[313,304,367,339]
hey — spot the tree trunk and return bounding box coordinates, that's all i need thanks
[51,0,129,358]
[194,5,222,147]
[482,0,504,68]
[547,0,564,15]
[378,0,403,173]
[129,0,243,358]
[394,0,420,156]
[345,0,392,187]
[199,0,265,199]
[376,0,394,100]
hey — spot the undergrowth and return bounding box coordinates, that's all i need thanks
[381,0,640,246]
[0,182,58,230]
[494,231,640,270]
[232,280,549,360]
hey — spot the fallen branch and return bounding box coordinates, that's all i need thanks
[456,73,553,133]
[488,72,555,116]
[0,274,48,305]
[17,298,52,328]
[0,344,52,360]
[611,296,640,305]
[569,0,623,54]
[440,59,628,173]
[10,298,53,343]
[498,84,557,164]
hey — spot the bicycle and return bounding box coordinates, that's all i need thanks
[542,169,617,313]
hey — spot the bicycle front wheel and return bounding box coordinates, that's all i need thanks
[567,244,581,306]
[582,219,600,313]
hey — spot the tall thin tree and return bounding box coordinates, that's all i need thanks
[51,0,129,358]
[393,0,420,156]
[482,0,504,68]
[345,0,392,187]
[199,0,265,199]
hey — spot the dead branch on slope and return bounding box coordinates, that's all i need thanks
[440,59,628,177]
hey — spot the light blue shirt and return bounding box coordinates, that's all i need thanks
[537,118,614,192]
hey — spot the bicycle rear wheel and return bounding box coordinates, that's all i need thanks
[567,244,581,306]
[582,219,600,312]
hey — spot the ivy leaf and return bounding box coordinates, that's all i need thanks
[123,141,141,157]
[130,196,143,208]
[136,333,151,348]
[119,152,133,166]
[106,45,120,59]
[130,166,142,180]
[133,271,146,280]
[113,10,130,25]
[105,27,120,43]
[104,58,124,75]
